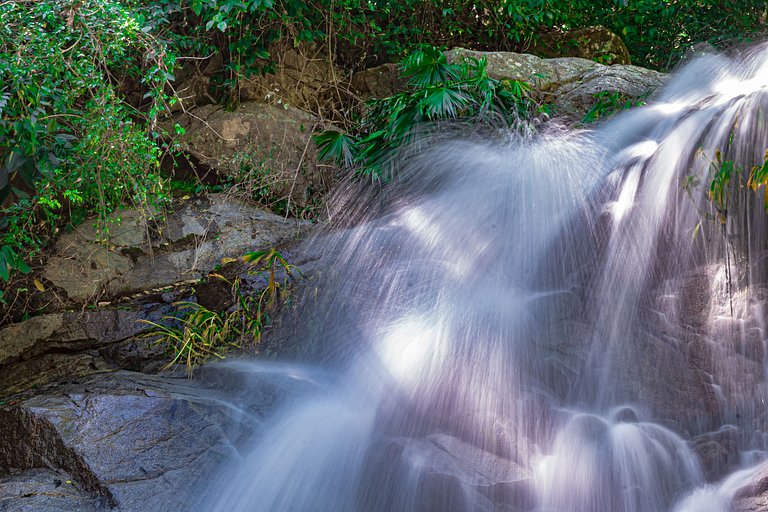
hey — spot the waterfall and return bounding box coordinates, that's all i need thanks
[199,46,768,512]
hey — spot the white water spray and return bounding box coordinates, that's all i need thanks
[199,47,768,512]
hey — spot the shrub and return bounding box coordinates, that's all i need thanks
[0,0,176,294]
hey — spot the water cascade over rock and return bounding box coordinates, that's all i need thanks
[200,46,768,512]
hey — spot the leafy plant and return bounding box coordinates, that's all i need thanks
[581,91,646,124]
[0,0,176,285]
[142,248,295,374]
[240,247,296,308]
[708,149,737,224]
[315,45,531,178]
[0,246,31,305]
[142,299,245,374]
[747,149,768,211]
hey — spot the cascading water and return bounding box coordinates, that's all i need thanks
[199,47,768,512]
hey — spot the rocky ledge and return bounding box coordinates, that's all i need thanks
[0,364,321,512]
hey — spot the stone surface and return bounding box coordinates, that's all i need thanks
[534,26,631,65]
[0,469,103,512]
[170,103,332,214]
[366,434,533,512]
[733,462,768,512]
[0,365,317,511]
[690,426,740,481]
[42,194,309,302]
[0,306,171,396]
[446,48,667,118]
[240,45,336,112]
[350,63,407,99]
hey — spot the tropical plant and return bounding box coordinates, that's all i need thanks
[581,91,647,124]
[315,45,531,178]
[142,248,295,374]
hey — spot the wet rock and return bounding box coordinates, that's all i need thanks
[554,64,667,115]
[690,426,740,481]
[0,307,170,396]
[42,194,309,302]
[0,366,315,511]
[365,434,534,512]
[0,469,103,512]
[446,48,667,118]
[733,462,768,512]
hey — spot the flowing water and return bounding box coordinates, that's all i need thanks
[200,47,768,511]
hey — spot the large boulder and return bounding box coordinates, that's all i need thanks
[446,48,667,118]
[534,26,631,65]
[350,63,408,100]
[41,194,308,302]
[0,365,319,511]
[170,103,333,214]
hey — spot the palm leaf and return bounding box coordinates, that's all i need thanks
[421,87,471,119]
[314,130,358,168]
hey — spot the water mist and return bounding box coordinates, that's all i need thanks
[199,47,768,512]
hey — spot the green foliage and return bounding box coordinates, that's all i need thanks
[315,46,531,178]
[581,92,647,124]
[171,0,764,74]
[709,149,736,224]
[587,0,767,70]
[143,248,294,373]
[706,148,768,224]
[240,247,296,308]
[142,299,246,374]
[0,0,175,284]
[747,149,768,211]
[0,246,31,305]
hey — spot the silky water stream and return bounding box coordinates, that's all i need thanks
[199,48,768,512]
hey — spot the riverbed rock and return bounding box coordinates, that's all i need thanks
[42,194,308,302]
[0,365,318,511]
[733,462,768,511]
[0,306,173,397]
[446,48,667,118]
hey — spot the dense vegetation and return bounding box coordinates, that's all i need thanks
[1,0,766,300]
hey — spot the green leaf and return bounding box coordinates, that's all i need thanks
[314,130,358,168]
[192,0,203,16]
[421,86,470,119]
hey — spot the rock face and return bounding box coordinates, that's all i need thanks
[350,63,408,99]
[0,365,317,511]
[446,48,667,118]
[0,307,171,396]
[42,194,307,302]
[240,45,336,112]
[171,103,332,214]
[0,469,103,512]
[534,26,632,65]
